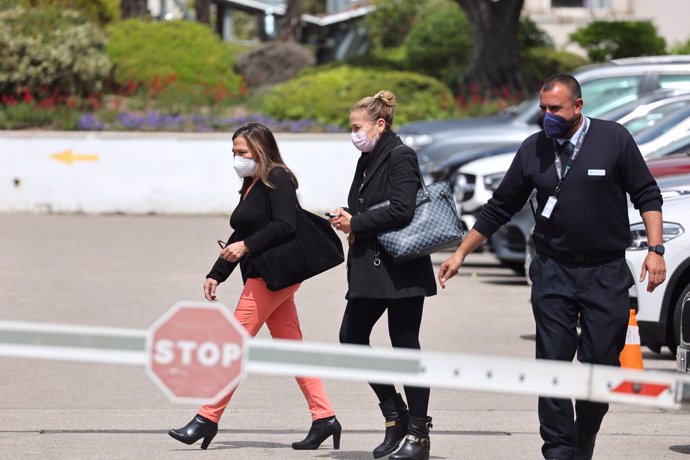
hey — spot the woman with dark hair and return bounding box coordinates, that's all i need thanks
[169,122,341,451]
[329,91,436,460]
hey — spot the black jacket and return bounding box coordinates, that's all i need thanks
[207,167,298,284]
[346,130,437,299]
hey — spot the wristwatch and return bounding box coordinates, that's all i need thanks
[648,245,665,256]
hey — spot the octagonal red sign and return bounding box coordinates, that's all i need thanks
[146,301,248,404]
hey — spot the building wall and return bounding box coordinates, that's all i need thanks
[523,0,689,55]
[631,0,690,47]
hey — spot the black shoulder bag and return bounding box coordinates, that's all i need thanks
[252,206,344,291]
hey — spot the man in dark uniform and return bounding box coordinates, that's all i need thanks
[438,74,666,460]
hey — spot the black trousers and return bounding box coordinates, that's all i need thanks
[339,296,429,417]
[529,255,633,459]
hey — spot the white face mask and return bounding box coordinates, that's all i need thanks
[351,130,376,152]
[233,156,257,178]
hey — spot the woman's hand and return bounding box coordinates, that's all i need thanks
[204,278,219,301]
[220,241,249,262]
[329,208,352,234]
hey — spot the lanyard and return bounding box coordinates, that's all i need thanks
[553,117,589,195]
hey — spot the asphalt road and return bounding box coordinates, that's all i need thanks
[0,214,687,459]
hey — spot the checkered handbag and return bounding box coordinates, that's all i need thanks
[368,180,463,264]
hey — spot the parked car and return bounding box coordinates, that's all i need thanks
[399,55,690,172]
[618,97,690,157]
[677,292,690,371]
[646,152,690,178]
[615,91,690,133]
[427,92,690,188]
[626,191,690,354]
[645,131,690,159]
[452,151,516,230]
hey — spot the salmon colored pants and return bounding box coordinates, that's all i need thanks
[198,277,336,423]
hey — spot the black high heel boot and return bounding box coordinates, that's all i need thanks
[389,415,432,460]
[372,393,409,459]
[168,414,218,450]
[291,415,342,450]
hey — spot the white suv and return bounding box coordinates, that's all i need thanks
[626,191,690,354]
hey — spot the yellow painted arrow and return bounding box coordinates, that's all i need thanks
[51,149,100,165]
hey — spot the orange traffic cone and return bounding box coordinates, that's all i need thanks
[620,309,644,369]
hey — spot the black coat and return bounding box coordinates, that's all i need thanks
[346,130,437,299]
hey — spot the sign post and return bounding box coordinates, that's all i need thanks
[145,301,248,404]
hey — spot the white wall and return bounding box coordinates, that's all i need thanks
[632,0,690,47]
[0,132,357,215]
[523,0,690,53]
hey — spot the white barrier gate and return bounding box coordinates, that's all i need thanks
[1,314,690,409]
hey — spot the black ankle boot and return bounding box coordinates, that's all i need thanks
[168,414,218,450]
[389,415,432,460]
[292,415,342,450]
[372,393,409,459]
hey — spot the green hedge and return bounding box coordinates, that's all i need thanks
[262,66,455,127]
[10,0,119,24]
[0,6,112,96]
[106,19,242,93]
[570,20,666,62]
[670,38,690,55]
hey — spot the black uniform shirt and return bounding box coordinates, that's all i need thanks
[474,118,662,254]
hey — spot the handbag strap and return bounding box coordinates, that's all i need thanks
[390,144,429,198]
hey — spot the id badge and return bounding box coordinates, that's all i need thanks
[541,196,557,219]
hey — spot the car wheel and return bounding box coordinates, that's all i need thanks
[671,284,690,355]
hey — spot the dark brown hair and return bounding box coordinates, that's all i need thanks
[232,122,298,194]
[542,74,582,101]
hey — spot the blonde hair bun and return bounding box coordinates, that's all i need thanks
[374,90,396,108]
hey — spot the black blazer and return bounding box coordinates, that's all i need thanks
[346,130,437,299]
[207,168,298,284]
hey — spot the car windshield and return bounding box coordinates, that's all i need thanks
[580,76,643,118]
[630,106,690,143]
[646,133,690,158]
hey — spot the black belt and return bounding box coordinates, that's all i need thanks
[535,244,625,265]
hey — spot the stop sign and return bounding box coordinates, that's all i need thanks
[145,301,248,404]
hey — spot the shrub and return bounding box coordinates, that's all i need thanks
[670,38,690,55]
[298,47,407,77]
[366,0,420,49]
[236,42,316,87]
[106,19,242,94]
[570,20,666,62]
[14,0,119,24]
[403,1,472,88]
[522,47,589,86]
[0,6,112,97]
[0,97,86,130]
[262,66,455,127]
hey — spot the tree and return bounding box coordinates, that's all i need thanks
[195,0,211,24]
[366,0,419,50]
[454,0,527,95]
[121,0,146,19]
[279,0,302,41]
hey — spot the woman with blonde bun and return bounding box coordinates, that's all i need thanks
[328,91,436,460]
